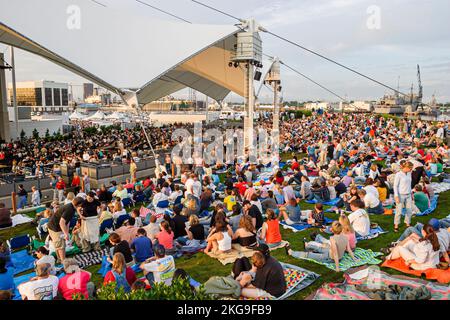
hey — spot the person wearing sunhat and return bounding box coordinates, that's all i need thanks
[18,263,59,300]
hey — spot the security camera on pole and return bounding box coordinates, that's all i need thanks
[229,19,263,163]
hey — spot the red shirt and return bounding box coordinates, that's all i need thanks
[56,180,66,190]
[291,161,299,171]
[156,230,174,249]
[58,271,91,300]
[235,182,248,196]
[104,267,137,287]
[71,176,80,187]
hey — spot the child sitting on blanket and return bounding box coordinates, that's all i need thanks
[307,203,325,227]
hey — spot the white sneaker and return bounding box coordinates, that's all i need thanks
[285,218,295,225]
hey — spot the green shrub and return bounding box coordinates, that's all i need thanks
[96,278,212,300]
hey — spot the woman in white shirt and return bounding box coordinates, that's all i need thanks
[112,201,127,220]
[348,200,371,237]
[386,224,440,270]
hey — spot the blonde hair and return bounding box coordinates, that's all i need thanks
[186,198,197,211]
[112,252,126,274]
[331,221,343,235]
[189,214,199,226]
[338,215,354,234]
[239,215,255,232]
[66,192,75,201]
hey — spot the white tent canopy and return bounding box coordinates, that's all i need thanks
[0,0,245,104]
[68,111,85,120]
[85,111,105,121]
[106,112,125,120]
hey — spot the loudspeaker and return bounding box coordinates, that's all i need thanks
[254,71,262,81]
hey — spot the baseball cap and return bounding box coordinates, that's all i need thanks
[428,218,440,231]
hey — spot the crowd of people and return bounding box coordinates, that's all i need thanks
[0,110,449,300]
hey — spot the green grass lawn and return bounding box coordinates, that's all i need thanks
[2,189,449,300]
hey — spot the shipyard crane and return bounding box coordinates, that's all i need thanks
[416,64,424,111]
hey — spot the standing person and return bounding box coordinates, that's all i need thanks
[31,185,41,207]
[394,161,414,232]
[46,197,84,263]
[77,191,101,253]
[17,184,28,209]
[130,158,137,183]
[50,174,58,201]
[83,172,90,194]
[71,173,81,194]
[55,176,66,203]
[164,153,172,177]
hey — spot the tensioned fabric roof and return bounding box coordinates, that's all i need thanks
[0,0,245,104]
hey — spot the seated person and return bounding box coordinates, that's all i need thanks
[357,189,384,215]
[309,180,331,203]
[103,253,136,293]
[154,221,176,255]
[232,216,258,248]
[342,186,359,212]
[111,201,127,221]
[338,214,357,250]
[58,258,94,300]
[259,209,283,248]
[232,244,286,298]
[143,215,160,240]
[99,202,113,225]
[229,204,243,233]
[348,199,371,238]
[375,178,389,203]
[171,205,188,239]
[205,220,233,254]
[385,224,440,270]
[132,185,145,203]
[108,233,134,265]
[34,246,56,275]
[413,184,430,214]
[286,221,357,272]
[18,263,59,300]
[396,218,449,264]
[261,190,278,212]
[130,209,143,228]
[306,203,325,227]
[279,198,301,225]
[223,189,237,213]
[131,228,154,264]
[140,244,176,286]
[177,215,206,248]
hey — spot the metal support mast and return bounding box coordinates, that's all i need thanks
[10,47,18,137]
[264,57,281,165]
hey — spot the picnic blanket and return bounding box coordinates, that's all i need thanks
[10,249,35,275]
[356,226,388,241]
[281,217,333,233]
[311,266,450,300]
[73,247,109,269]
[114,226,138,244]
[240,262,320,300]
[11,214,34,227]
[429,182,450,194]
[205,244,256,265]
[304,197,341,206]
[382,258,450,284]
[293,247,382,272]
